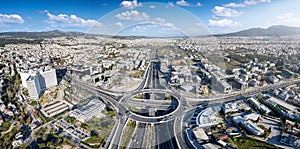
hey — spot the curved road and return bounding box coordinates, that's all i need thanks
[65,48,300,149]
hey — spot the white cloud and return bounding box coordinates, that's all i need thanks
[38,10,49,14]
[149,5,156,9]
[209,19,241,27]
[223,3,246,8]
[152,17,174,28]
[167,2,175,7]
[175,0,202,7]
[115,10,150,21]
[115,22,124,28]
[124,18,176,34]
[196,23,202,26]
[176,0,191,7]
[120,0,142,9]
[244,0,271,6]
[0,13,24,24]
[212,6,243,18]
[46,13,100,28]
[131,25,148,32]
[224,0,271,8]
[114,13,175,31]
[195,2,202,7]
[277,13,300,25]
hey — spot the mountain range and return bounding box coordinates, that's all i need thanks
[0,30,85,39]
[220,25,300,37]
[1,25,300,38]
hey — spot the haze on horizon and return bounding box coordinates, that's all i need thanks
[0,0,299,36]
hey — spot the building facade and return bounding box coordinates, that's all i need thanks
[26,76,42,100]
[21,68,57,100]
[40,69,58,88]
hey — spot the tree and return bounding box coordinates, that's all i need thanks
[0,63,5,70]
[268,127,272,132]
[7,88,14,100]
[80,123,89,129]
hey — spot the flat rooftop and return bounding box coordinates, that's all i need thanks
[193,128,209,140]
[268,96,298,112]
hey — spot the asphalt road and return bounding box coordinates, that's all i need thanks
[129,123,146,149]
[155,121,175,149]
[63,47,300,149]
[142,123,156,149]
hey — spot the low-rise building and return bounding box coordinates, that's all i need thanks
[278,93,290,101]
[69,99,105,123]
[247,97,271,114]
[233,116,264,136]
[222,102,238,114]
[268,76,279,84]
[244,112,260,121]
[197,106,222,128]
[40,100,73,118]
[55,119,90,141]
[217,140,228,147]
[192,127,209,143]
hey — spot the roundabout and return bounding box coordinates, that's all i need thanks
[119,89,187,123]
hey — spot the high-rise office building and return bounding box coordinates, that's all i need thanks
[26,75,42,100]
[40,69,58,88]
[20,67,58,100]
[20,72,30,88]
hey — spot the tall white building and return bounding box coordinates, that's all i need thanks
[26,75,42,100]
[40,69,58,88]
[20,67,58,100]
[20,72,30,88]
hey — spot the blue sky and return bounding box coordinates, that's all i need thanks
[0,0,299,35]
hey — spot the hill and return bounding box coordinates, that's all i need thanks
[0,30,85,39]
[220,25,300,36]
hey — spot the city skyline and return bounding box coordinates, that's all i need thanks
[1,2,300,147]
[0,0,299,35]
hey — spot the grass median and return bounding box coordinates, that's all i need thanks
[119,120,137,149]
